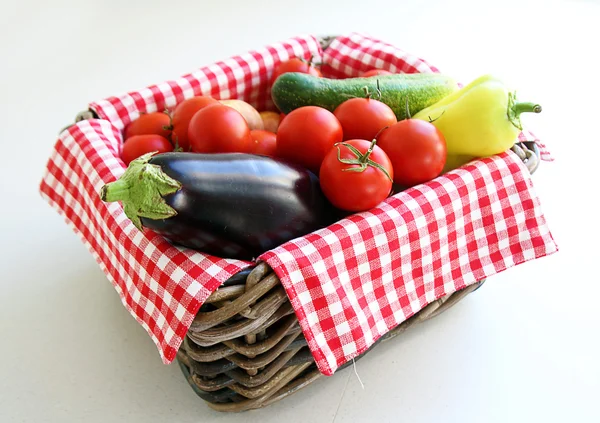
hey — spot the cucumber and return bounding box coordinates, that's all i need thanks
[271,72,459,120]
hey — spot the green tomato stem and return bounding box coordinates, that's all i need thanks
[335,140,393,182]
[359,138,377,164]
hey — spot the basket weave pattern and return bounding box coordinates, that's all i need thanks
[177,261,484,412]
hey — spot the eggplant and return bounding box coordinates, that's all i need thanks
[100,152,340,260]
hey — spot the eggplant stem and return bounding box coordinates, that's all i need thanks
[100,181,128,202]
[99,152,182,230]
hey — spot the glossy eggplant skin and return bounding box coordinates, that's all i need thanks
[143,152,339,260]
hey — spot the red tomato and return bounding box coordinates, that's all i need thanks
[188,104,252,153]
[361,69,393,77]
[121,134,173,165]
[377,119,447,187]
[319,139,394,212]
[124,112,171,140]
[249,130,277,156]
[272,57,322,85]
[334,98,397,141]
[171,96,219,150]
[275,106,343,173]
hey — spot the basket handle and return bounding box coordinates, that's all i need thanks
[318,35,337,51]
[511,141,540,174]
[59,109,99,134]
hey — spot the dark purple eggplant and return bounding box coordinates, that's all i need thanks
[100,152,340,260]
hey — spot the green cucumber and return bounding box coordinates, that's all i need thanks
[271,72,459,121]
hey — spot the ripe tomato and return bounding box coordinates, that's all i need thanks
[171,96,219,150]
[319,139,394,212]
[124,112,171,140]
[377,119,447,187]
[334,98,397,141]
[275,106,343,173]
[121,134,173,165]
[188,104,252,153]
[271,57,322,85]
[249,130,277,156]
[361,69,393,77]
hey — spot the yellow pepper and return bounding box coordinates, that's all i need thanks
[413,74,542,158]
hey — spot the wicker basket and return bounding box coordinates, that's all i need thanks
[61,34,541,412]
[177,265,484,412]
[62,131,539,412]
[175,139,539,412]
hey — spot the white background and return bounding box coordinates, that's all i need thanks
[1,0,599,422]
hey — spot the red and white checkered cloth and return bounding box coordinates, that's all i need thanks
[39,32,558,374]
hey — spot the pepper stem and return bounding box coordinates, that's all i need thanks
[513,102,542,115]
[507,91,542,130]
[100,152,182,230]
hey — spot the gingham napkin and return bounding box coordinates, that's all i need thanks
[39,32,558,374]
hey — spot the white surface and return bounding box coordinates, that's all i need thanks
[1,0,599,422]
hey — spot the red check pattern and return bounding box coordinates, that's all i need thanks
[39,119,253,363]
[259,150,558,375]
[89,35,324,130]
[320,32,441,77]
[39,32,557,372]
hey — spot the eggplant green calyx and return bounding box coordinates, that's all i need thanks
[99,152,182,230]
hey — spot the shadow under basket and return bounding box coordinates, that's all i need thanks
[175,140,540,414]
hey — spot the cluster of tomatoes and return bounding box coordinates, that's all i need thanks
[120,96,279,164]
[281,96,447,212]
[121,57,447,213]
